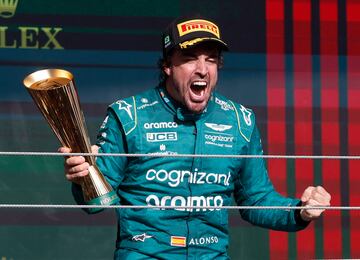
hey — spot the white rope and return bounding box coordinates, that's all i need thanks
[0,151,360,160]
[1,152,358,211]
[0,204,358,210]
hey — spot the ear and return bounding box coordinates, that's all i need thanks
[163,65,171,76]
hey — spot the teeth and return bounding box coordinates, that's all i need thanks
[192,81,207,86]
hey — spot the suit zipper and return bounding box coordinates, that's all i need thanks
[186,121,198,260]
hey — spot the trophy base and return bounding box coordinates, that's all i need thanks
[86,190,120,213]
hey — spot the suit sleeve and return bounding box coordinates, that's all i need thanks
[71,107,128,209]
[233,126,309,231]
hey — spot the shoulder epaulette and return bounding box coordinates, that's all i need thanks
[228,101,255,142]
[109,96,137,136]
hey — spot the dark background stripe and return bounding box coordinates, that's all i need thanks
[311,1,324,258]
[338,0,350,257]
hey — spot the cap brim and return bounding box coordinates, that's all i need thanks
[179,37,228,51]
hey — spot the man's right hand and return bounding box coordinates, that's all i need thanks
[58,145,99,185]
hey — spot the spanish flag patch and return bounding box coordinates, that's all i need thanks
[170,236,187,247]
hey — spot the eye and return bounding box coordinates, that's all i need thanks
[206,56,219,64]
[182,54,197,62]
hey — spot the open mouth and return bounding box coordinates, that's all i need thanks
[190,81,207,99]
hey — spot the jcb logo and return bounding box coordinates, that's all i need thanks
[146,132,177,142]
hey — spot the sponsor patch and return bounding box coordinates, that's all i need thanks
[147,194,224,212]
[179,38,204,49]
[146,168,230,188]
[138,101,158,110]
[205,134,234,148]
[215,97,234,111]
[177,19,220,38]
[144,122,178,129]
[164,35,171,48]
[148,151,178,155]
[189,236,219,246]
[171,236,187,247]
[132,233,153,242]
[205,123,232,132]
[160,90,170,103]
[146,132,177,142]
[160,144,166,151]
[205,134,233,143]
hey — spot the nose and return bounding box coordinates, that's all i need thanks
[195,58,208,77]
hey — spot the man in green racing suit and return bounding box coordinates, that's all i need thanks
[61,15,331,259]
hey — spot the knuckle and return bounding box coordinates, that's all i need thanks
[72,166,79,173]
[327,193,332,201]
[71,165,81,174]
[316,185,325,193]
[79,170,88,176]
[65,157,72,165]
[305,186,314,194]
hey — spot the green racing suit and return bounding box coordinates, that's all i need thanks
[72,86,308,259]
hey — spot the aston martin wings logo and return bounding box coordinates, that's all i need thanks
[132,233,153,242]
[116,100,133,120]
[205,123,232,132]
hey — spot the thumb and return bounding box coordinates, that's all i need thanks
[301,186,314,203]
[91,145,99,154]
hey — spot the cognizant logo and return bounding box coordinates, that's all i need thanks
[144,122,178,129]
[146,194,223,212]
[146,168,231,187]
[205,134,234,143]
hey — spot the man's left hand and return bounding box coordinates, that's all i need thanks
[300,186,331,222]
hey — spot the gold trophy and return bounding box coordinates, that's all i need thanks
[23,69,119,212]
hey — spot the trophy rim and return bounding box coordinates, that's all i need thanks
[23,69,73,89]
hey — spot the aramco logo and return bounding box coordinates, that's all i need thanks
[0,0,18,19]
